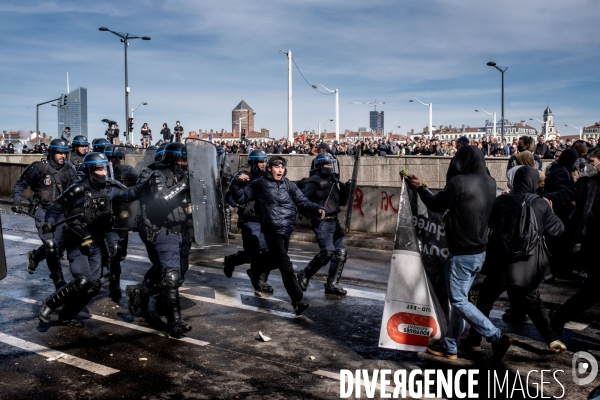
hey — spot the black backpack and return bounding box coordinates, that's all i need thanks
[491,193,540,259]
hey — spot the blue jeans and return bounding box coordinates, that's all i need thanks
[443,252,501,353]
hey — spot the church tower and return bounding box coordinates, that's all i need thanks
[542,106,557,138]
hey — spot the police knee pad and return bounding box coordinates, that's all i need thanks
[108,244,118,258]
[86,279,102,297]
[315,250,334,265]
[162,269,181,289]
[334,248,348,264]
[44,240,59,256]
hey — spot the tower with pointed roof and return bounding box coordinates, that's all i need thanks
[542,106,558,138]
[232,100,255,136]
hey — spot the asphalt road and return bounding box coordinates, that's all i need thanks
[0,208,599,399]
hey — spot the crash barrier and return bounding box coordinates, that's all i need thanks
[0,153,551,235]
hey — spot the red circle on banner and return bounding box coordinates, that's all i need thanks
[387,312,438,347]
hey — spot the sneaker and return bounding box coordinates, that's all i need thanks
[223,254,236,278]
[548,340,567,354]
[292,301,309,316]
[297,270,309,291]
[426,343,457,360]
[491,334,513,364]
[26,251,38,274]
[247,270,271,295]
[257,281,274,294]
[324,282,347,296]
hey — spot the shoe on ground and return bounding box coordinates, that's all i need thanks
[426,343,457,360]
[223,254,236,278]
[324,282,347,296]
[109,280,122,300]
[26,251,38,274]
[247,270,272,295]
[548,340,567,354]
[502,308,529,323]
[258,282,274,294]
[126,285,142,315]
[491,334,513,364]
[292,301,309,316]
[297,271,309,291]
[169,319,192,338]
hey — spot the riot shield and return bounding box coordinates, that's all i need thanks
[111,146,155,230]
[185,138,227,245]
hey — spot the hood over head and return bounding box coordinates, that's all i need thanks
[512,166,539,194]
[557,148,578,171]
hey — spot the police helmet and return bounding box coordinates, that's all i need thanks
[313,153,339,176]
[48,139,70,155]
[154,143,169,162]
[247,149,268,173]
[72,135,89,149]
[92,138,111,153]
[82,152,109,173]
[163,142,187,165]
[147,145,158,151]
[104,144,125,159]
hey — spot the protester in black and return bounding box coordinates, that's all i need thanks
[465,166,566,353]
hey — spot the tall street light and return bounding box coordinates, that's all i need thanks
[565,124,582,140]
[318,118,333,138]
[279,50,293,141]
[475,108,497,138]
[409,98,432,138]
[487,61,508,142]
[130,102,148,144]
[99,27,151,143]
[312,83,340,142]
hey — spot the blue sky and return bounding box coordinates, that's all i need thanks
[1,0,599,141]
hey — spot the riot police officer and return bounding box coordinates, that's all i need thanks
[12,138,77,289]
[223,149,272,294]
[297,153,350,295]
[92,138,111,154]
[126,142,193,337]
[38,152,145,327]
[69,135,89,169]
[104,145,139,299]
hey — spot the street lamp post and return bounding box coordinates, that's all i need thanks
[130,102,148,144]
[475,108,497,138]
[487,61,508,142]
[565,124,582,140]
[279,50,293,141]
[318,119,333,138]
[409,99,432,138]
[312,83,340,142]
[99,27,151,143]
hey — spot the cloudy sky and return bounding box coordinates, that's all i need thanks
[1,0,599,141]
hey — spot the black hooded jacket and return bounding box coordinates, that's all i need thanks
[484,167,564,287]
[417,145,496,255]
[544,148,577,220]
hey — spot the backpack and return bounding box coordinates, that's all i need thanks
[491,193,540,259]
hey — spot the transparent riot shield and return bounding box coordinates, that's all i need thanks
[111,146,155,230]
[185,138,227,245]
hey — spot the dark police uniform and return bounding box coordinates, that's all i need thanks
[38,152,144,327]
[13,139,77,289]
[297,153,350,295]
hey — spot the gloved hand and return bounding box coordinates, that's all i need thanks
[11,202,23,214]
[42,222,55,234]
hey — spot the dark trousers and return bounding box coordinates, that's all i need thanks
[468,277,558,344]
[264,234,302,303]
[553,244,600,327]
[155,230,182,277]
[312,219,345,280]
[180,228,192,279]
[67,241,103,281]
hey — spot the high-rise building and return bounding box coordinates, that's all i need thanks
[370,111,384,133]
[57,87,88,137]
[232,100,255,136]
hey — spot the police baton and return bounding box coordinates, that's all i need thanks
[50,213,84,231]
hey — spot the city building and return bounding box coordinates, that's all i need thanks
[370,111,384,134]
[232,100,255,136]
[541,106,559,139]
[57,87,88,137]
[583,122,600,140]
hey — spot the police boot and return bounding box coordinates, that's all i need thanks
[258,271,273,294]
[38,276,86,324]
[297,251,333,291]
[58,279,101,328]
[324,248,347,296]
[126,278,155,315]
[44,240,66,290]
[247,269,272,295]
[108,262,122,301]
[26,245,46,274]
[162,269,192,338]
[223,251,247,278]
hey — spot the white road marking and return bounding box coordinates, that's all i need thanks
[10,297,210,347]
[0,332,119,376]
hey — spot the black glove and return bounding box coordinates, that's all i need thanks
[11,202,23,214]
[42,222,55,234]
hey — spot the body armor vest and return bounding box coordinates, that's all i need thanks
[68,182,113,236]
[236,170,261,223]
[32,161,72,208]
[143,168,190,229]
[112,164,138,229]
[69,152,85,170]
[304,174,341,215]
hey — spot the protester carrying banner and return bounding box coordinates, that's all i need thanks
[406,145,512,363]
[465,166,567,353]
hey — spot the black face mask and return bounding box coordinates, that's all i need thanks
[517,145,526,152]
[90,173,107,188]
